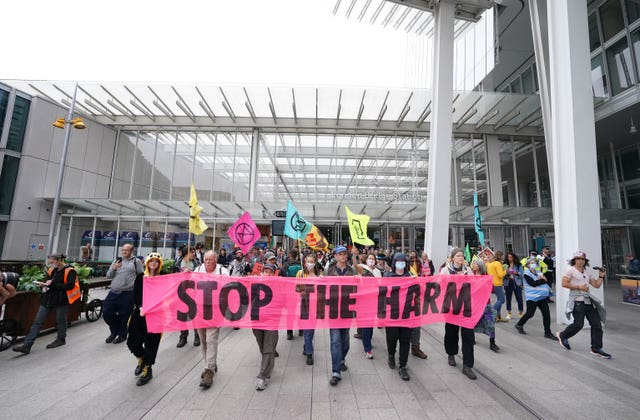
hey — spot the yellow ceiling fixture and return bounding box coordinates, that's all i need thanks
[52,117,86,129]
[52,118,66,129]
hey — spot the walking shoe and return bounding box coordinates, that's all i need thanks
[287,331,294,340]
[298,330,303,336]
[176,336,187,348]
[12,343,31,354]
[489,341,500,352]
[194,334,200,347]
[557,332,571,350]
[113,335,126,344]
[256,378,267,391]
[200,368,214,388]
[339,361,348,372]
[365,352,373,359]
[506,312,512,321]
[448,355,457,367]
[398,366,410,381]
[306,354,314,365]
[515,324,526,335]
[233,327,240,330]
[105,334,116,344]
[518,312,524,318]
[411,345,428,359]
[388,355,396,369]
[353,333,362,339]
[462,366,477,380]
[136,365,153,386]
[544,332,556,340]
[590,348,612,359]
[46,339,66,349]
[496,316,509,323]
[134,357,144,376]
[329,373,341,386]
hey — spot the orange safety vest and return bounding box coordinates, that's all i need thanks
[48,266,81,304]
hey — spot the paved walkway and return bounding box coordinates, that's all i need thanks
[1,281,639,420]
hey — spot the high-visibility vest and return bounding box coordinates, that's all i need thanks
[48,266,81,304]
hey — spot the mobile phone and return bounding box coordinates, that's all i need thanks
[116,257,122,263]
[593,266,605,271]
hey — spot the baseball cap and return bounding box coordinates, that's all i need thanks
[334,245,348,254]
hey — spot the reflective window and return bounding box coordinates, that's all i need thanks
[592,54,609,97]
[600,0,625,42]
[521,67,535,94]
[630,29,640,87]
[7,96,30,153]
[589,13,601,51]
[627,0,640,24]
[606,37,635,95]
[0,89,8,139]
[0,155,20,215]
[510,78,522,94]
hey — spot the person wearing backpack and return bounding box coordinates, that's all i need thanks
[13,254,79,354]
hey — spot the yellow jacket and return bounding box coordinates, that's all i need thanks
[486,261,506,286]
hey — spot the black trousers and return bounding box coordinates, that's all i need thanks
[559,301,603,350]
[127,309,162,366]
[444,323,474,368]
[385,327,411,368]
[516,299,551,334]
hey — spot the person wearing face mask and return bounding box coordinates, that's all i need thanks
[252,264,280,390]
[296,254,323,365]
[514,257,555,339]
[440,247,477,380]
[383,253,412,381]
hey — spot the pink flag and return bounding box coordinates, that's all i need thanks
[227,211,260,254]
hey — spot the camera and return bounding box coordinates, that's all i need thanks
[1,272,19,287]
[593,266,605,272]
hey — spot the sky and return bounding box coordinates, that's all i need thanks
[3,0,411,88]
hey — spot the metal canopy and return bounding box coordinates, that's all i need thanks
[2,81,544,137]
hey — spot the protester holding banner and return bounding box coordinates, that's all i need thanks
[355,254,380,359]
[383,253,413,381]
[177,248,201,349]
[324,245,357,386]
[126,253,163,386]
[407,250,429,360]
[440,247,477,380]
[194,251,230,389]
[253,264,280,391]
[296,253,322,365]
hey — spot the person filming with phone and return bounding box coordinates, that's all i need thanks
[13,254,79,355]
[0,272,18,305]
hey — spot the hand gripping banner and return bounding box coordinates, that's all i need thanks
[142,273,493,333]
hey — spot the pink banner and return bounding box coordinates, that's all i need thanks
[143,273,493,333]
[226,211,260,254]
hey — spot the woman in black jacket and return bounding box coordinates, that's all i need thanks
[13,254,78,354]
[384,253,412,381]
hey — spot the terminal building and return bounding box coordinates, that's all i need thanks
[0,0,638,276]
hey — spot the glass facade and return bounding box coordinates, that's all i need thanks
[0,155,20,215]
[600,0,625,41]
[0,89,8,138]
[7,96,30,153]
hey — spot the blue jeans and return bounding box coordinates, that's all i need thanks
[493,286,506,317]
[24,305,68,346]
[329,328,350,374]
[303,329,315,355]
[361,328,373,353]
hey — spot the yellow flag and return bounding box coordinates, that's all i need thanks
[345,206,374,246]
[189,184,208,235]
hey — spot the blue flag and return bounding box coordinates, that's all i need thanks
[473,192,485,246]
[284,201,312,240]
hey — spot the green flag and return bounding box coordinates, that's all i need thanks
[284,201,312,240]
[464,243,471,262]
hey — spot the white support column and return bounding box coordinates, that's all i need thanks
[424,1,455,267]
[547,0,604,324]
[248,128,260,202]
[485,135,504,206]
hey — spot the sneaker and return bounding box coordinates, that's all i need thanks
[365,352,373,359]
[113,335,126,344]
[256,378,267,391]
[518,312,524,318]
[388,355,396,369]
[105,334,116,344]
[339,361,348,372]
[12,343,31,354]
[194,334,201,347]
[411,345,428,359]
[46,339,66,349]
[136,365,153,386]
[306,354,314,365]
[353,333,362,339]
[557,332,571,350]
[489,341,500,352]
[506,313,512,321]
[496,316,509,323]
[329,373,341,386]
[176,336,187,348]
[200,368,214,388]
[287,331,294,340]
[544,332,556,340]
[298,330,303,336]
[515,324,526,335]
[590,348,612,359]
[398,366,410,381]
[462,366,477,380]
[447,355,457,367]
[134,357,144,376]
